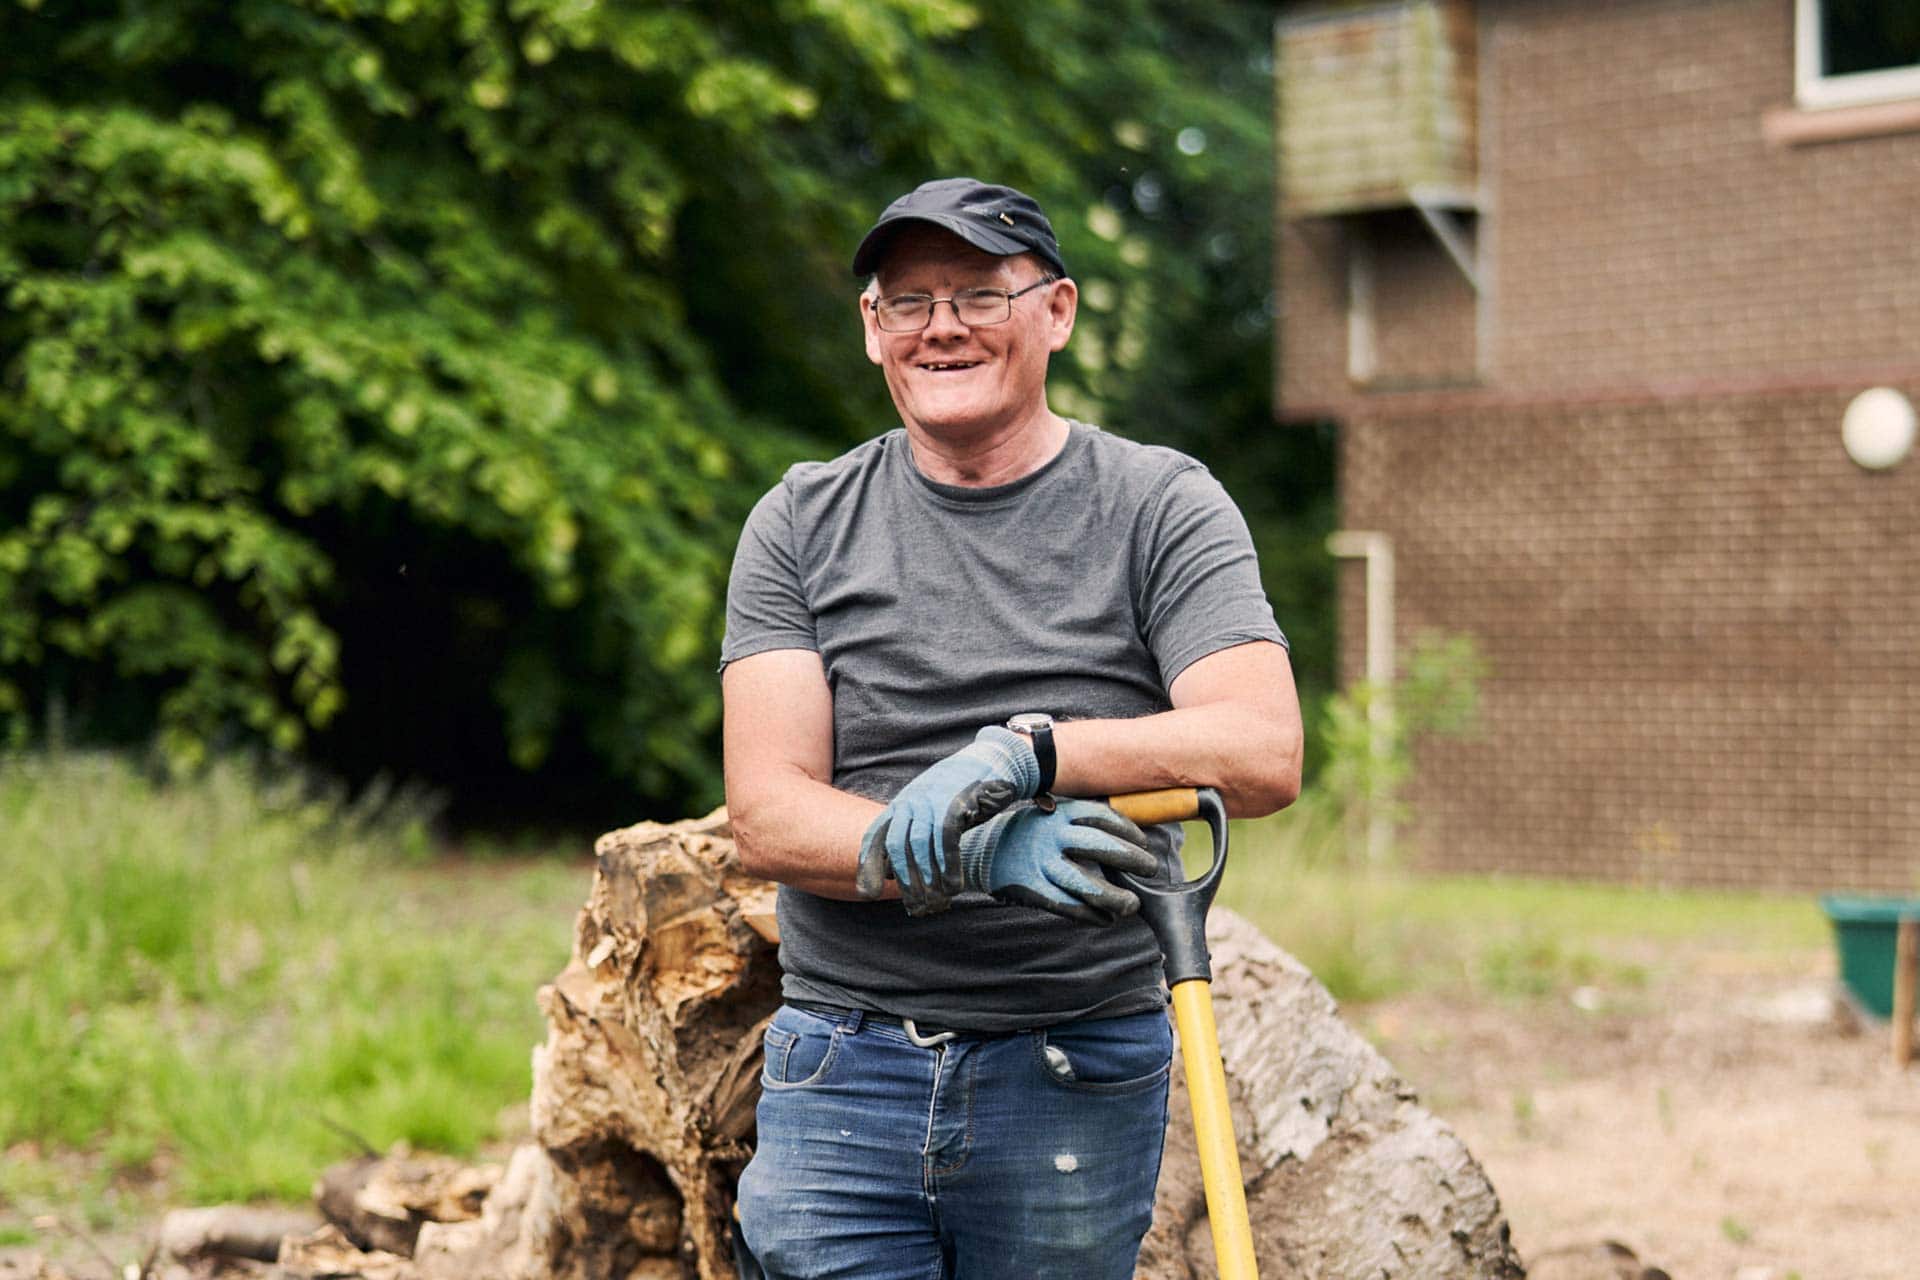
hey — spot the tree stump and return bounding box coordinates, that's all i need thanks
[406,809,779,1280]
[267,809,1523,1278]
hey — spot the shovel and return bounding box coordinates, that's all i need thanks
[1107,786,1257,1280]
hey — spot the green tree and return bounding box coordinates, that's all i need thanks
[1,0,1324,822]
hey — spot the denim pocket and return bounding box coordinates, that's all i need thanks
[761,1013,839,1088]
[1033,1011,1173,1095]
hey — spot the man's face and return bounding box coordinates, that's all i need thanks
[861,225,1077,443]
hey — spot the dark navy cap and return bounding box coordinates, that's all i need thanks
[852,177,1068,278]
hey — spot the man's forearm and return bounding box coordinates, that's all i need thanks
[1036,640,1302,818]
[722,650,895,900]
[728,766,893,900]
[1048,702,1302,818]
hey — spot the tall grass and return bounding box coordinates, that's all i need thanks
[0,753,586,1208]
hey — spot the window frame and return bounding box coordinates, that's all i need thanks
[1795,0,1920,109]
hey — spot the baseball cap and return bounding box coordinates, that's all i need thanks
[851,177,1068,279]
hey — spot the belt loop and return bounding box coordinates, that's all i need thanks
[844,1008,865,1033]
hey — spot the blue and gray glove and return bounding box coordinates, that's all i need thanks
[855,725,1043,915]
[959,799,1160,926]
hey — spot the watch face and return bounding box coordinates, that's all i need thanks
[1008,713,1054,733]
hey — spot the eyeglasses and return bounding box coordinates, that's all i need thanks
[870,277,1057,333]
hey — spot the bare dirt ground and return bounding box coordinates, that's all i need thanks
[1361,943,1919,1280]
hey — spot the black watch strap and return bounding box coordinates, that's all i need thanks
[1007,713,1056,794]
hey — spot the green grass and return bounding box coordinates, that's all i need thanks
[1189,806,1827,1004]
[0,752,587,1217]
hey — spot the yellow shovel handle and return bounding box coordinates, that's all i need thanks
[1105,788,1257,1273]
[1172,978,1258,1279]
[1107,787,1202,827]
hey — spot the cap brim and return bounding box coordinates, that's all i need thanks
[851,213,1038,277]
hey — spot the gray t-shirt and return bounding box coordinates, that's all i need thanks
[720,421,1286,1030]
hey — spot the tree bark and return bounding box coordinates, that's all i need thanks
[266,809,1523,1279]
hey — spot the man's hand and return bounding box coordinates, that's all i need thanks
[855,725,1043,913]
[958,799,1160,926]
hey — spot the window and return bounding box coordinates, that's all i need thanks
[1796,0,1920,108]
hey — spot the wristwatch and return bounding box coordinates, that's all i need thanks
[1005,712,1057,795]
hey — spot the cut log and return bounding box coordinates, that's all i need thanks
[1135,909,1523,1278]
[1523,1240,1670,1280]
[249,809,1524,1277]
[278,1224,415,1280]
[308,1150,499,1257]
[156,1204,322,1262]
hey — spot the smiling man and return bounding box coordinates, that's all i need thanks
[720,178,1301,1279]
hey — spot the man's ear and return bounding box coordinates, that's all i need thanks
[1045,277,1078,354]
[860,290,884,366]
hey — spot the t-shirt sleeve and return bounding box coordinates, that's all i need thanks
[719,481,817,671]
[1137,464,1288,686]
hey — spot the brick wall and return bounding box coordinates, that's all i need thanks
[1359,209,1479,386]
[1281,0,1920,410]
[1487,0,1920,393]
[1342,384,1920,891]
[1279,0,1920,889]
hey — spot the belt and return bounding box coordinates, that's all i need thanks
[788,1000,1020,1048]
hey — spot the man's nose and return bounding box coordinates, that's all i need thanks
[922,297,971,338]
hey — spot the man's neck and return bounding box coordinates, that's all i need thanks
[905,410,1071,488]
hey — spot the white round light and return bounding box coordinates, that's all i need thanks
[1841,387,1916,470]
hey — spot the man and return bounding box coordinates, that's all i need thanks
[721,177,1301,1279]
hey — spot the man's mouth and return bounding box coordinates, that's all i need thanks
[919,360,983,373]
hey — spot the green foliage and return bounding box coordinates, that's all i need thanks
[1240,629,1490,880]
[0,0,1303,816]
[1471,933,1646,1001]
[0,750,583,1206]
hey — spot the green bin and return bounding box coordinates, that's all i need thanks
[1820,894,1920,1020]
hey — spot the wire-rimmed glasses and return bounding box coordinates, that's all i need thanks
[870,277,1057,333]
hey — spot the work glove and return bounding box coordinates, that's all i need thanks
[855,725,1043,915]
[958,799,1160,926]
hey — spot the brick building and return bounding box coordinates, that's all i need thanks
[1274,0,1920,890]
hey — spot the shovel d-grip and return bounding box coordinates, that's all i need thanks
[1105,786,1258,1280]
[1106,787,1230,985]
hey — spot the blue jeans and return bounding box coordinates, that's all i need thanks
[736,1004,1172,1280]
